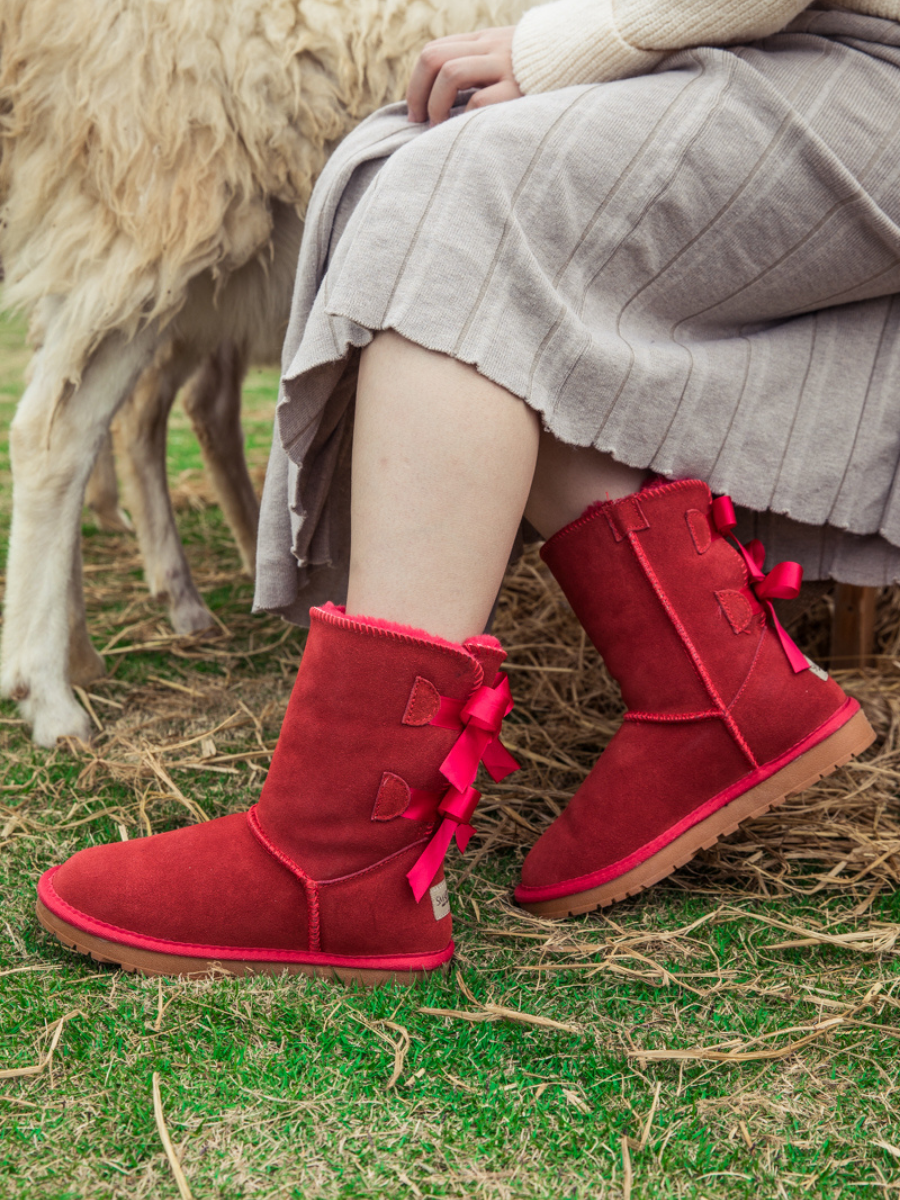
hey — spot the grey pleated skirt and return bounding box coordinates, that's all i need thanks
[254,3,900,625]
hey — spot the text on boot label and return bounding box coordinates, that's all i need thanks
[430,880,450,921]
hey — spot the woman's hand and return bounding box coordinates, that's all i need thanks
[406,27,523,125]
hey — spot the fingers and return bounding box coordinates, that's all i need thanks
[406,40,490,123]
[464,79,522,113]
[406,26,519,125]
[419,54,506,126]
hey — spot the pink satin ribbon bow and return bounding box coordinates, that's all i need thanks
[712,495,808,674]
[403,674,520,902]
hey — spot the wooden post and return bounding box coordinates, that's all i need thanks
[830,584,877,669]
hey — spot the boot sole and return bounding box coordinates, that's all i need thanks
[517,706,875,918]
[35,898,451,986]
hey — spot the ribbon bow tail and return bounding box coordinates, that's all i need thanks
[713,494,809,675]
[407,676,520,901]
[765,605,811,674]
[454,822,475,854]
[750,551,807,674]
[441,675,520,789]
[483,738,520,782]
[406,819,458,903]
[406,784,481,902]
[440,724,489,792]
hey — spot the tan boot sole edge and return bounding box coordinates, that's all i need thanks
[35,900,448,986]
[519,708,877,918]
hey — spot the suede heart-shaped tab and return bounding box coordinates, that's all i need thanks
[403,677,441,726]
[686,508,712,555]
[715,588,755,634]
[371,772,411,821]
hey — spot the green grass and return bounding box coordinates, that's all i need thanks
[2,309,900,1198]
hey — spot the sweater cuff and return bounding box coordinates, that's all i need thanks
[512,0,664,95]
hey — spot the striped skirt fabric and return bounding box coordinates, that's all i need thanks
[254,3,900,624]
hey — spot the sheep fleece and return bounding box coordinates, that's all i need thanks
[0,0,533,377]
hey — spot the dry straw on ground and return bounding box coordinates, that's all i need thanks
[3,477,900,1197]
[3,469,900,908]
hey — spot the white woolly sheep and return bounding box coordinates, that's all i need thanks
[0,0,535,746]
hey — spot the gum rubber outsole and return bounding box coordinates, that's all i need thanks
[35,900,449,987]
[517,708,876,918]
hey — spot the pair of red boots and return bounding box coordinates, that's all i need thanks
[37,480,874,983]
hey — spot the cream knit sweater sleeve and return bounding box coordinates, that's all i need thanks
[512,0,812,93]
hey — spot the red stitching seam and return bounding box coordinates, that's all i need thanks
[247,806,322,951]
[627,533,758,769]
[316,606,485,685]
[318,837,433,888]
[602,495,649,543]
[624,709,722,723]
[542,478,709,548]
[516,696,861,902]
[38,867,454,968]
[724,626,766,713]
[636,478,708,502]
[307,883,321,953]
[722,532,752,591]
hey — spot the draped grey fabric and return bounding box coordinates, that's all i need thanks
[255,5,900,625]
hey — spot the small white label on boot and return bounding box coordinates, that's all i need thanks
[805,655,829,681]
[430,880,450,921]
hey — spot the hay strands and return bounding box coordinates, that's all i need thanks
[720,906,900,953]
[346,1013,412,1088]
[630,983,891,1065]
[0,1009,83,1080]
[152,1072,194,1200]
[420,970,582,1034]
[135,746,210,825]
[419,1004,582,1034]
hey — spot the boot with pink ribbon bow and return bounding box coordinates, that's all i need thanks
[37,604,519,982]
[516,477,875,916]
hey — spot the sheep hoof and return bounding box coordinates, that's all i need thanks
[30,695,93,748]
[169,600,216,636]
[89,504,134,534]
[69,644,107,687]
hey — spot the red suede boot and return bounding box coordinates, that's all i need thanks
[37,605,517,982]
[515,479,875,917]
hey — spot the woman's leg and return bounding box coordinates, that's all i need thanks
[347,331,647,641]
[36,326,652,979]
[344,331,871,923]
[524,427,648,539]
[346,331,538,642]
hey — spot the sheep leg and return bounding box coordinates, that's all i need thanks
[84,432,133,532]
[181,340,259,577]
[68,535,107,687]
[112,341,215,634]
[2,323,158,746]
